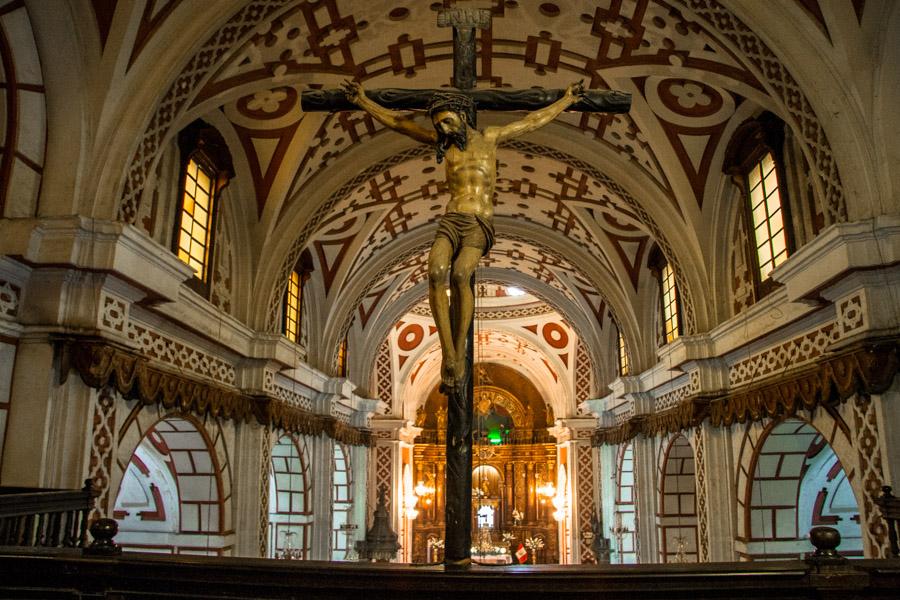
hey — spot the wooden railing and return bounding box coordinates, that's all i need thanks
[0,479,95,548]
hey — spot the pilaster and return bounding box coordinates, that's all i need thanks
[696,422,738,561]
[550,418,597,564]
[308,433,334,560]
[632,434,659,563]
[230,421,268,557]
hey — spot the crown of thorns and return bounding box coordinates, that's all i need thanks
[428,92,476,126]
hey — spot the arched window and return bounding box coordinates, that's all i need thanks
[336,337,348,378]
[113,417,228,556]
[648,245,680,345]
[331,443,352,560]
[283,249,313,344]
[268,435,312,558]
[616,324,629,377]
[614,442,638,564]
[739,419,862,560]
[657,435,698,563]
[174,120,234,295]
[724,112,793,297]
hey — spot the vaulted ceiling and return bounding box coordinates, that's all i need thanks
[61,0,873,403]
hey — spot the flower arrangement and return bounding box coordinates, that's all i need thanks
[501,532,516,544]
[524,535,544,564]
[524,536,544,551]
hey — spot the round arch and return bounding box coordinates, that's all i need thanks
[112,414,231,555]
[735,415,863,560]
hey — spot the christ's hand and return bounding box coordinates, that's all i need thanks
[566,80,585,101]
[341,80,363,105]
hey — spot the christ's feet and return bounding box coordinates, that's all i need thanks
[439,356,469,394]
[440,358,457,391]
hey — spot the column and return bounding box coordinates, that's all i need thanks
[368,419,407,562]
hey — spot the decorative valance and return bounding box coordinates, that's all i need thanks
[592,341,899,446]
[62,338,373,447]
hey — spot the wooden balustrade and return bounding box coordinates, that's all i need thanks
[0,479,95,548]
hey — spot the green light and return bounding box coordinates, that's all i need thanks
[487,429,502,445]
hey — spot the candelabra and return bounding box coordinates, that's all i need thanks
[609,511,631,564]
[277,531,302,560]
[672,534,687,563]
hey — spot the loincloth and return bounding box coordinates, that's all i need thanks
[434,212,495,256]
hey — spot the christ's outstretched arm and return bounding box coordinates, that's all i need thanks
[343,81,438,144]
[484,81,585,143]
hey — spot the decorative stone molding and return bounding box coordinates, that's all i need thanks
[592,341,899,446]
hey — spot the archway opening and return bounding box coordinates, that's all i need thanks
[331,443,353,560]
[268,434,312,558]
[742,418,863,559]
[613,442,638,564]
[112,417,227,555]
[657,435,698,563]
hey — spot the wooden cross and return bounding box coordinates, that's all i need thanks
[301,8,630,569]
[301,8,631,113]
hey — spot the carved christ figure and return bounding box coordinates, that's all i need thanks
[343,80,585,390]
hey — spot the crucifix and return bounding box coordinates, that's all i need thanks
[302,8,630,569]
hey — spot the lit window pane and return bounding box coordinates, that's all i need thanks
[764,170,779,196]
[617,329,629,376]
[284,270,302,343]
[771,232,786,255]
[766,194,781,217]
[746,152,789,282]
[175,159,215,281]
[195,188,210,211]
[748,165,763,190]
[197,168,211,193]
[760,153,775,176]
[661,263,679,343]
[757,241,772,265]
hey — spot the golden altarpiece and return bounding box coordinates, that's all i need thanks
[410,365,561,563]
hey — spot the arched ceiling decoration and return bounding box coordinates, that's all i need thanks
[90,0,856,397]
[390,302,581,418]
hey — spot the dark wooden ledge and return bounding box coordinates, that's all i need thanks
[1,548,899,599]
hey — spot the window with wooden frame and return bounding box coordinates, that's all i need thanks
[724,112,793,297]
[336,337,348,378]
[648,245,681,345]
[174,120,234,295]
[616,325,629,377]
[283,250,313,344]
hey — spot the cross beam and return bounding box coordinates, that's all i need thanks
[301,87,631,114]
